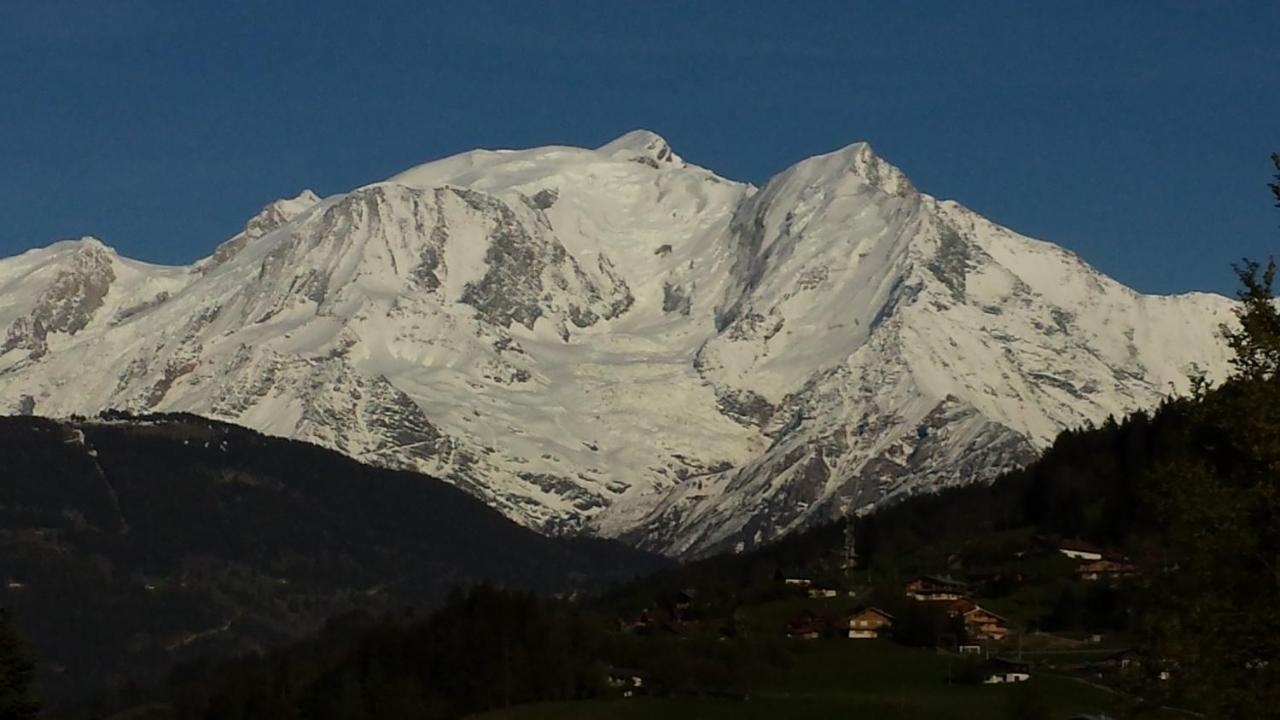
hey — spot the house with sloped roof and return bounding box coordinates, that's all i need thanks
[846,607,894,639]
[904,575,969,601]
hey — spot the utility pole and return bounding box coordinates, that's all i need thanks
[840,483,866,581]
[842,504,858,573]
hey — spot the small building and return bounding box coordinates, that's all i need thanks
[779,568,814,588]
[905,575,969,602]
[785,610,822,640]
[1076,559,1137,582]
[1056,538,1105,561]
[846,607,894,639]
[807,587,839,599]
[963,606,1010,642]
[958,643,985,656]
[983,658,1031,684]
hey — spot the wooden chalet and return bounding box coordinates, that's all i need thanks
[846,607,894,639]
[1076,559,1137,582]
[1054,538,1105,561]
[962,606,1010,642]
[904,575,969,602]
[778,567,814,588]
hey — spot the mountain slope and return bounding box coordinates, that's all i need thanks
[0,413,663,707]
[0,131,1235,555]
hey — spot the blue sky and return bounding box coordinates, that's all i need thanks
[1,1,1275,295]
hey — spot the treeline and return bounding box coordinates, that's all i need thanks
[163,585,776,720]
[598,401,1192,614]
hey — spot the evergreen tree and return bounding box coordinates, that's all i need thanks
[1223,257,1280,381]
[1139,158,1280,718]
[0,608,39,720]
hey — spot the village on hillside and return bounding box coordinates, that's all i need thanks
[609,532,1150,697]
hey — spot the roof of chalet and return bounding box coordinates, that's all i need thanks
[908,574,969,587]
[849,606,895,621]
[964,606,1010,624]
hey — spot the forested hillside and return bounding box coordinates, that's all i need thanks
[0,413,664,711]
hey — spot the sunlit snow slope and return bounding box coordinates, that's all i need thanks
[0,131,1235,555]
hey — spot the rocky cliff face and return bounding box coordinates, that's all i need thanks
[0,130,1236,555]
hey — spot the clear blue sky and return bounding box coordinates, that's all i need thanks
[1,1,1275,295]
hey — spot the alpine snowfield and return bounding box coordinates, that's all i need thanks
[0,131,1236,555]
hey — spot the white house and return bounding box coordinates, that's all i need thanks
[983,659,1031,684]
[1055,539,1104,561]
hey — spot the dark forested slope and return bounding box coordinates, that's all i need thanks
[0,412,665,709]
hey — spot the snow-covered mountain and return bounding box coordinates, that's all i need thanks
[0,131,1235,555]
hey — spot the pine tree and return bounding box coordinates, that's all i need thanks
[0,608,39,720]
[1223,257,1280,381]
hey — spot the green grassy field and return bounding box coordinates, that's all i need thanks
[472,639,1157,720]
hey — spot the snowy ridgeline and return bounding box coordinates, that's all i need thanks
[0,130,1236,555]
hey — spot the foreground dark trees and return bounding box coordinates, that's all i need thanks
[0,609,39,720]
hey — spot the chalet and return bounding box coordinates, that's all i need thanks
[983,658,1031,684]
[962,606,1010,642]
[904,575,969,602]
[779,568,814,588]
[785,610,822,640]
[1076,559,1137,582]
[943,597,977,618]
[807,587,839,599]
[1055,538,1105,561]
[846,607,894,639]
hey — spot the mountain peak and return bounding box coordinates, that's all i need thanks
[597,129,682,166]
[197,191,322,273]
[41,235,115,258]
[778,141,916,197]
[276,189,322,215]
